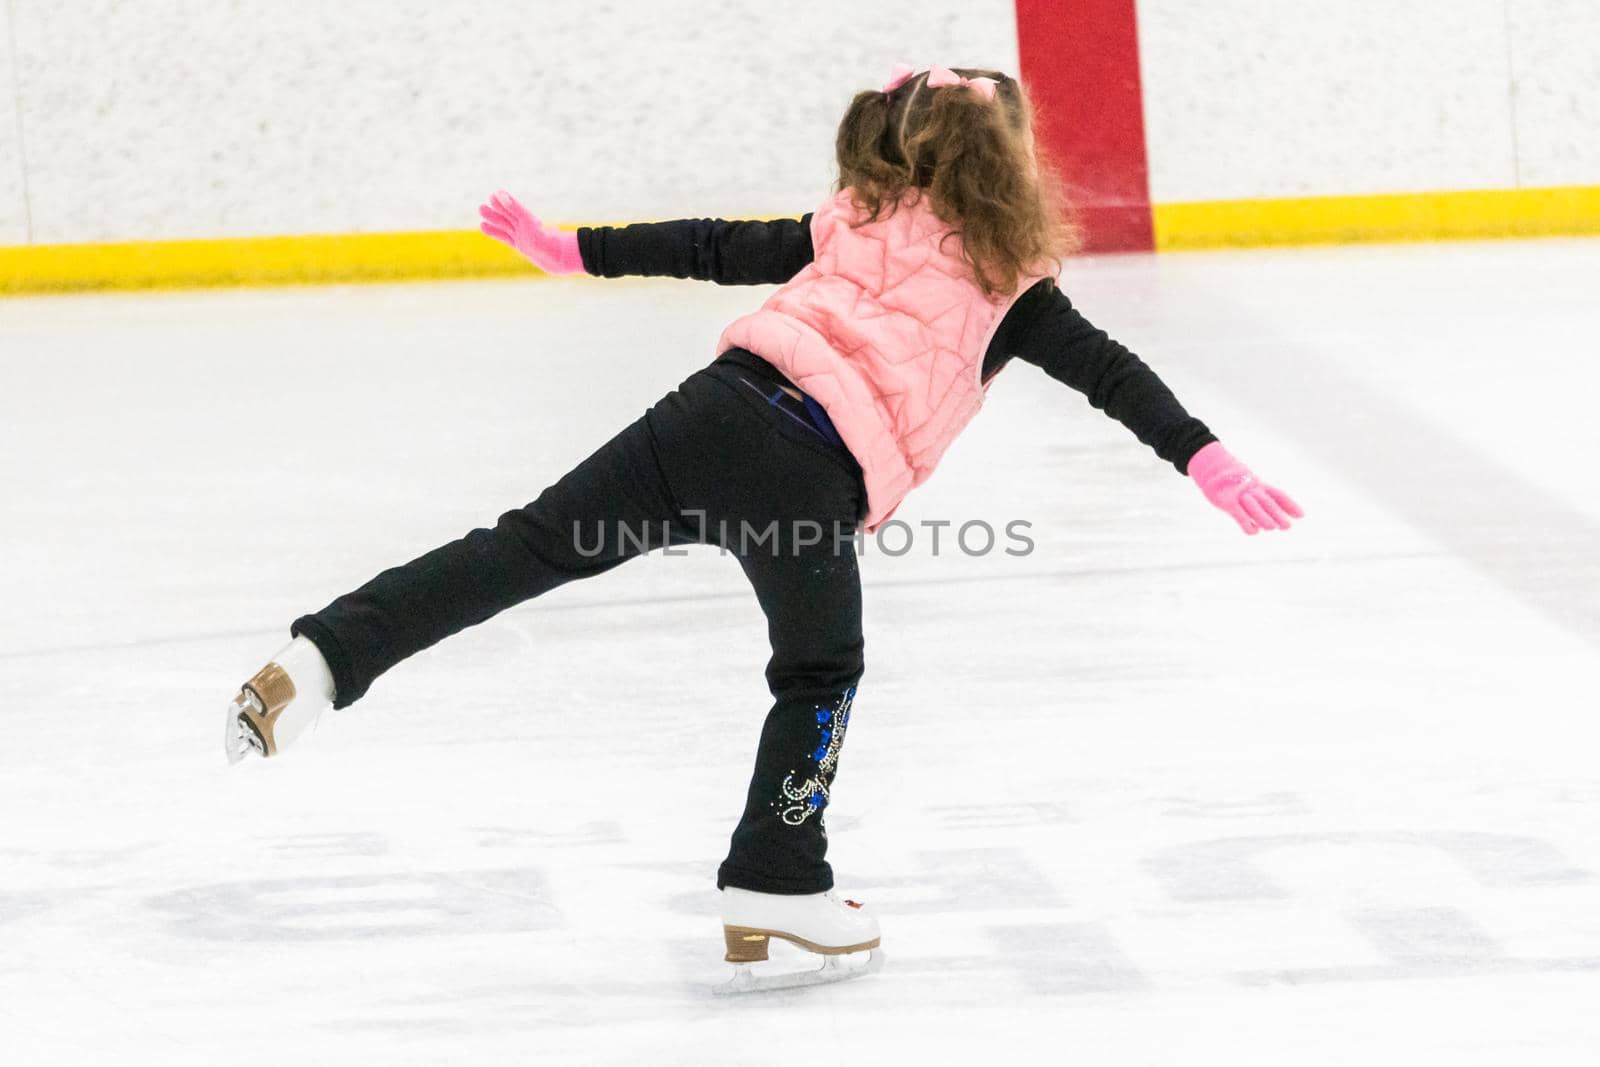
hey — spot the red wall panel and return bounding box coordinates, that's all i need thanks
[1015,0,1154,252]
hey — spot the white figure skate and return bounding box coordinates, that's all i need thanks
[223,636,336,763]
[716,887,885,994]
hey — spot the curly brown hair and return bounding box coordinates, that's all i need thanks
[834,67,1079,298]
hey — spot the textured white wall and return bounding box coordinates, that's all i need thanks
[1,1,27,244]
[3,0,1018,245]
[7,1,1594,246]
[1137,0,1600,203]
[1508,0,1600,187]
[1138,0,1517,203]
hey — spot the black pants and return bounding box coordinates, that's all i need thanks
[291,355,868,894]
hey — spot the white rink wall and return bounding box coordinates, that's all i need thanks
[1,9,25,245]
[3,0,1598,249]
[0,0,1018,246]
[1137,0,1600,203]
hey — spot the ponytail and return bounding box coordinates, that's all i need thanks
[834,90,911,212]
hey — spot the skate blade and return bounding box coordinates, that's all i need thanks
[223,704,266,765]
[713,948,884,996]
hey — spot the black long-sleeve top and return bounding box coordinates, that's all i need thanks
[576,216,1217,475]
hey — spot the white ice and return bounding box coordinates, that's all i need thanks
[2,239,1598,1066]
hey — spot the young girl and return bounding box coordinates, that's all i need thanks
[223,64,1302,991]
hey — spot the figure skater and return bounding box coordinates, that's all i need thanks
[223,63,1302,992]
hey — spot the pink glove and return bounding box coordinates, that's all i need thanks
[1187,441,1304,535]
[477,190,584,275]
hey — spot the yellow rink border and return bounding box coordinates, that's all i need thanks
[3,186,1599,294]
[0,229,547,295]
[1155,184,1600,250]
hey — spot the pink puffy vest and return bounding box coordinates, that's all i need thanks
[717,188,1050,531]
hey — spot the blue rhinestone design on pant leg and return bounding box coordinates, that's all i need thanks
[776,686,856,826]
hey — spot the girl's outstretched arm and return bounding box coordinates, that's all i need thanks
[479,190,813,284]
[578,214,813,284]
[1000,281,1303,534]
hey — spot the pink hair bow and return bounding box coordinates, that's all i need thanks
[883,63,997,101]
[882,63,917,93]
[927,65,998,100]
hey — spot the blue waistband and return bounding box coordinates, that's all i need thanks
[737,376,846,448]
[800,394,844,447]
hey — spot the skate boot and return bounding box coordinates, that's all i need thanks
[716,887,885,994]
[223,636,336,764]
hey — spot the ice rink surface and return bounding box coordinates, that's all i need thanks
[3,238,1599,1065]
